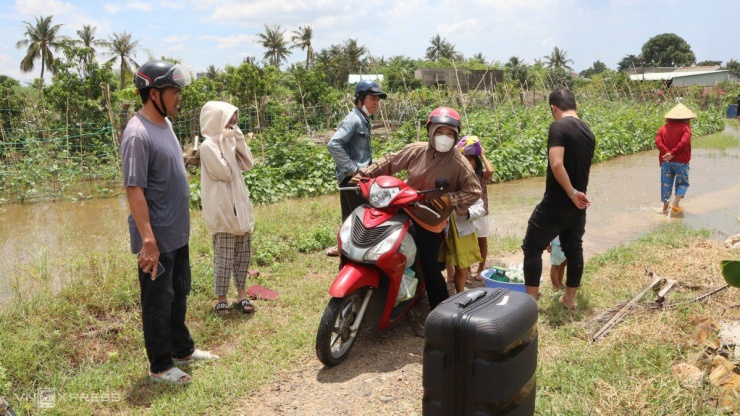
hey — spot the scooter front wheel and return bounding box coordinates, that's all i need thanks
[315,289,366,366]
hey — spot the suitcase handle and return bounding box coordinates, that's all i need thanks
[455,290,486,308]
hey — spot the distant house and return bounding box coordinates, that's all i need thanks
[413,68,504,92]
[348,74,384,84]
[626,66,730,87]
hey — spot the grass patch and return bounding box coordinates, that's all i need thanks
[693,133,739,150]
[0,195,738,414]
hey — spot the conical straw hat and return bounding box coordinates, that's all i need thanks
[665,103,696,120]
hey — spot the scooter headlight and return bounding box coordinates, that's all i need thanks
[364,227,403,262]
[339,216,352,249]
[368,182,401,208]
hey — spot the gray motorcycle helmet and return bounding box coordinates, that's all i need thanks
[135,60,192,90]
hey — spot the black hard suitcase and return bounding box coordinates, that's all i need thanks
[422,288,538,416]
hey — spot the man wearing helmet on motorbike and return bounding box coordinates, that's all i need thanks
[354,107,482,309]
[325,79,387,256]
[120,60,217,385]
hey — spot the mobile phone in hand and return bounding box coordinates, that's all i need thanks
[137,253,165,277]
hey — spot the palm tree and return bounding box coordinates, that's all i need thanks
[505,56,529,86]
[543,46,574,71]
[105,31,141,87]
[75,25,106,65]
[426,34,460,61]
[343,39,367,73]
[426,34,446,61]
[205,64,221,80]
[15,15,66,79]
[291,26,314,68]
[257,24,291,68]
[472,52,486,64]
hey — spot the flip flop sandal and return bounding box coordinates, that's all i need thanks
[173,349,219,366]
[214,301,229,315]
[325,246,339,257]
[248,270,260,278]
[150,367,191,385]
[233,298,256,314]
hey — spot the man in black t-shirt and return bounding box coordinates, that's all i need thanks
[736,95,740,122]
[520,87,595,309]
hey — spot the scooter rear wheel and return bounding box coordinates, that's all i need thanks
[315,290,366,366]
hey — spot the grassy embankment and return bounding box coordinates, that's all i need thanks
[1,120,738,415]
[1,194,739,414]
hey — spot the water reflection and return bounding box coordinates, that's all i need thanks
[0,197,130,302]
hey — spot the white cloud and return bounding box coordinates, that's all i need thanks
[128,2,152,12]
[14,0,74,16]
[105,4,124,14]
[198,34,254,50]
[164,35,191,43]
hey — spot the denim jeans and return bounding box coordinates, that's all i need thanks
[138,244,194,374]
[521,205,587,288]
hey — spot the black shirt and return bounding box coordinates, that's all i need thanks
[541,116,596,210]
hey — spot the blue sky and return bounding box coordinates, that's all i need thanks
[1,0,736,84]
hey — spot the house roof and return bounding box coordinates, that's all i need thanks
[629,68,729,81]
[347,74,384,84]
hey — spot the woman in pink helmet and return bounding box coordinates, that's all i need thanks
[353,107,481,309]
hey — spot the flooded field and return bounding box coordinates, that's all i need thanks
[1,127,738,303]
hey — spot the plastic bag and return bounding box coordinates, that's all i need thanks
[507,262,525,283]
[396,267,418,303]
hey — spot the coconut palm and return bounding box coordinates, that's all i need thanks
[425,34,446,61]
[426,34,460,61]
[205,64,221,80]
[105,31,141,87]
[75,25,106,65]
[291,26,314,68]
[257,24,292,68]
[15,15,66,79]
[505,56,530,86]
[543,46,574,71]
[343,39,367,73]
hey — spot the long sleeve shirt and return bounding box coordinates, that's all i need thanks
[655,120,692,165]
[361,142,481,231]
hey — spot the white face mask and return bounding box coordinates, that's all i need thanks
[361,104,371,116]
[433,134,455,152]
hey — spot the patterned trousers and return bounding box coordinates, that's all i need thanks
[212,232,252,296]
[660,161,690,203]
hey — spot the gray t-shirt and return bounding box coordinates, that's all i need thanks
[120,114,190,254]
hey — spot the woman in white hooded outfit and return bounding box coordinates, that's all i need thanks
[199,101,256,314]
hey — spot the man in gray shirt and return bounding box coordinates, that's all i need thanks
[121,60,217,385]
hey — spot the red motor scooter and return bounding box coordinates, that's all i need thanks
[315,175,448,366]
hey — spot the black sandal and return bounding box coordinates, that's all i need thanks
[233,298,255,314]
[215,301,230,315]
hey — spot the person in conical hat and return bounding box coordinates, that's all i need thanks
[655,103,695,213]
[664,103,696,120]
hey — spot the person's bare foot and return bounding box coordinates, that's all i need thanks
[558,295,576,310]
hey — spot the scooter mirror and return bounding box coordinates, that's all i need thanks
[435,179,449,191]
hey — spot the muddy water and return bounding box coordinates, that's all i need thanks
[1,129,739,303]
[0,197,130,301]
[490,134,740,259]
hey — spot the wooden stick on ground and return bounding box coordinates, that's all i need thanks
[591,270,664,342]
